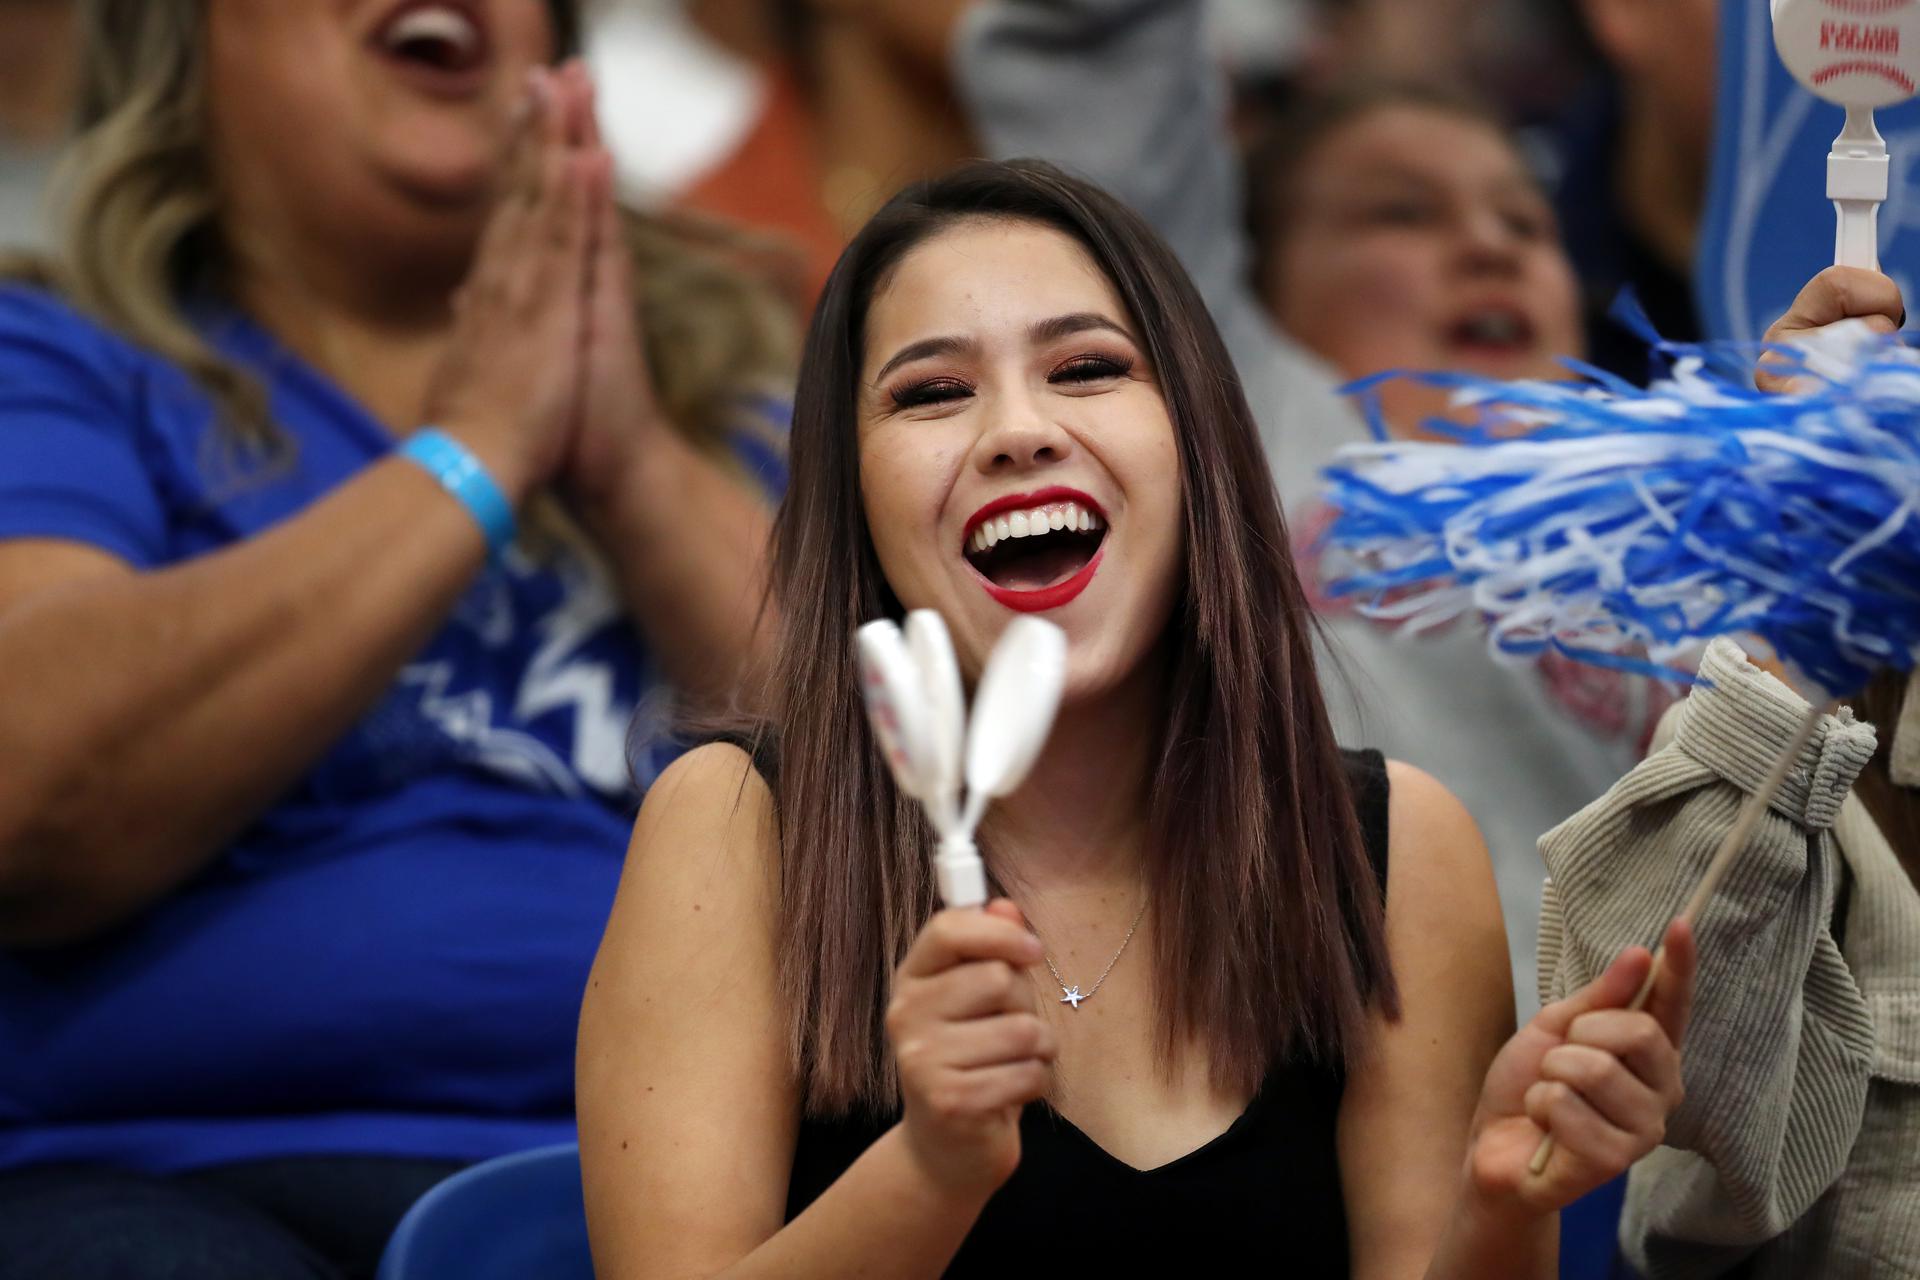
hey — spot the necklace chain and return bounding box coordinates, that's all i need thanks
[1041,900,1148,1011]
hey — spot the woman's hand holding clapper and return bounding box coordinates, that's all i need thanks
[888,901,1058,1200]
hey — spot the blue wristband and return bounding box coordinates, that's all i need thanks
[398,429,517,556]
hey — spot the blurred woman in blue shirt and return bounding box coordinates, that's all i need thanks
[0,2,790,1275]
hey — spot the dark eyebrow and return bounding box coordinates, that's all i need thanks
[1028,312,1134,346]
[871,313,1136,385]
[873,335,979,384]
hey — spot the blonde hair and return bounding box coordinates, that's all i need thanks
[2,0,796,465]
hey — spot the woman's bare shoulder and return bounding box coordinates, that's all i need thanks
[1377,758,1512,1026]
[599,740,782,971]
[1381,760,1501,919]
[645,738,772,810]
[630,741,777,861]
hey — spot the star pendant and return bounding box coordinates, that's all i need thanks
[1061,986,1085,1010]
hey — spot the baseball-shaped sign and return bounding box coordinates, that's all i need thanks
[1774,0,1920,109]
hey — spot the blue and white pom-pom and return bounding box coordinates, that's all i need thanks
[1316,320,1920,695]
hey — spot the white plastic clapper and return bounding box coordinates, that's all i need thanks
[855,612,1067,908]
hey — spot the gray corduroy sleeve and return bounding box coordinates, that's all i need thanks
[1536,639,1878,1278]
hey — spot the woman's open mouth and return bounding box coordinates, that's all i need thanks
[1444,305,1541,368]
[962,489,1108,613]
[372,1,492,96]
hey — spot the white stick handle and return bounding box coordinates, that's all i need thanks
[1831,107,1888,271]
[935,834,987,909]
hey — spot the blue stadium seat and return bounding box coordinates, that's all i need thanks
[376,1142,595,1280]
[1561,1174,1636,1280]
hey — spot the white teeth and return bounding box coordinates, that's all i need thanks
[966,501,1106,557]
[384,5,479,54]
[1462,311,1523,345]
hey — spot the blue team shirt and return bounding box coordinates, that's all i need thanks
[0,285,782,1172]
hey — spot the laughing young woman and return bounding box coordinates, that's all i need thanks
[576,161,1695,1278]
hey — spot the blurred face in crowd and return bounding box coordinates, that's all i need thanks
[205,0,556,267]
[1264,104,1584,425]
[857,218,1185,700]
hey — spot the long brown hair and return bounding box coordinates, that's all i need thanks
[768,159,1397,1117]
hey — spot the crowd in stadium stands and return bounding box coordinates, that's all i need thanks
[0,2,1911,1278]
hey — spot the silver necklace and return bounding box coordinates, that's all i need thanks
[1041,900,1148,1010]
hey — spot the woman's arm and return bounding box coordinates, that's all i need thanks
[0,450,505,947]
[1343,762,1693,1280]
[571,428,775,707]
[577,744,1050,1280]
[0,84,596,946]
[1340,761,1543,1279]
[557,64,775,707]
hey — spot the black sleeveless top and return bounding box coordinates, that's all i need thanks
[748,740,1391,1276]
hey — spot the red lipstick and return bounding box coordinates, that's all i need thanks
[975,545,1106,613]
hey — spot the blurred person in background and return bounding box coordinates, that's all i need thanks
[1242,83,1586,441]
[0,1,790,1276]
[1551,0,1717,380]
[1221,0,1596,131]
[689,1,976,246]
[1296,0,1495,100]
[586,0,978,303]
[0,0,78,249]
[956,0,1671,1014]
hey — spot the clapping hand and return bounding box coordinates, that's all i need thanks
[426,59,664,514]
[539,61,668,517]
[423,62,600,499]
